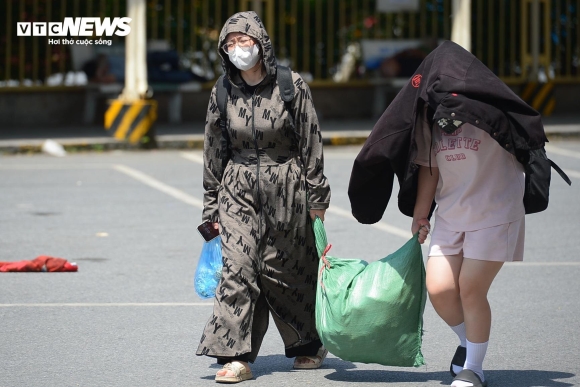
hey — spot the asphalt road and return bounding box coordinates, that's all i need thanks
[1,141,579,387]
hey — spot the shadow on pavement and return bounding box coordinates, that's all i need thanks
[198,355,576,386]
[325,366,575,387]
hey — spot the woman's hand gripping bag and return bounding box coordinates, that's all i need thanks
[194,237,223,299]
[313,217,427,367]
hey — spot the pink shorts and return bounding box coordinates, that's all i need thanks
[428,218,525,262]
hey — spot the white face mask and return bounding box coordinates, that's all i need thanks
[227,44,260,71]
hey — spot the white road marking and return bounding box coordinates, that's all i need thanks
[0,302,213,308]
[1,158,578,312]
[327,206,416,240]
[563,169,580,179]
[0,164,109,170]
[546,144,580,160]
[112,164,204,209]
[180,151,204,164]
[505,262,580,266]
[544,145,580,179]
[4,155,571,243]
[323,153,357,160]
[179,151,417,240]
[178,149,360,162]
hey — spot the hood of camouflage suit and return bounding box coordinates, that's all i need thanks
[218,11,276,87]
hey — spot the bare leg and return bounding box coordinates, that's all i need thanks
[426,254,464,326]
[449,258,504,386]
[458,258,503,342]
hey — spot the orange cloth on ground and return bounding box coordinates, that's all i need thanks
[0,256,78,272]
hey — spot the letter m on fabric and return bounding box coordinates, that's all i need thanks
[215,65,297,170]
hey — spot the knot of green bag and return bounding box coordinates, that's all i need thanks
[318,244,332,289]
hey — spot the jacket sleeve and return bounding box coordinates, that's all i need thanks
[202,85,225,223]
[348,138,395,224]
[292,74,331,210]
[348,96,416,223]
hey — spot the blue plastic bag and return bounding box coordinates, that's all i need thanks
[194,237,223,299]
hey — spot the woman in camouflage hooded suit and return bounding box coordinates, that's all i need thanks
[196,11,331,382]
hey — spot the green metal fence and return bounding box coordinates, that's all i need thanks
[1,0,579,88]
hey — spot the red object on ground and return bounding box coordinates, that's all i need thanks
[0,256,78,272]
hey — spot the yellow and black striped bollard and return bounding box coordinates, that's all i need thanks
[105,99,158,144]
[521,82,555,117]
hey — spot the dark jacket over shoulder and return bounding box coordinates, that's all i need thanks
[348,40,548,224]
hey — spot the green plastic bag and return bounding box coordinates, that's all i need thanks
[313,217,427,367]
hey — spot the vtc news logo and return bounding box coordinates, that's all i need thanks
[17,17,132,37]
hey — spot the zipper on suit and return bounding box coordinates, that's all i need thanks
[251,87,303,345]
[251,90,263,257]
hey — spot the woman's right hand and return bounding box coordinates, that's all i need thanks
[412,218,430,244]
[212,222,219,232]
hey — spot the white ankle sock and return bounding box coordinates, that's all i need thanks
[450,322,467,347]
[451,340,488,387]
[449,322,467,375]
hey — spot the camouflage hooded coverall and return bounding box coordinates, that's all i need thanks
[196,11,331,362]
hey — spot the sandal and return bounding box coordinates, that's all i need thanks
[452,369,487,387]
[215,361,253,384]
[293,346,328,369]
[450,345,466,377]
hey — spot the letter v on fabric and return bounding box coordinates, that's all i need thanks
[313,217,427,367]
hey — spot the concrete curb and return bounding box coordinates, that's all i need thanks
[1,131,579,155]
